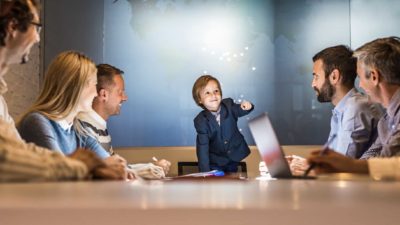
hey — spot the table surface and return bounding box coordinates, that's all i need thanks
[1,176,399,225]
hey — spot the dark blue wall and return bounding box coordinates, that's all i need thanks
[44,0,400,147]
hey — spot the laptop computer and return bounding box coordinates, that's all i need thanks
[248,112,315,179]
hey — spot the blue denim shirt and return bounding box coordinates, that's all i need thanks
[328,88,384,158]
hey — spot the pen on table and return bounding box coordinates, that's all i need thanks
[303,134,337,177]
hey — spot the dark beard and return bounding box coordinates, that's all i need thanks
[315,81,334,102]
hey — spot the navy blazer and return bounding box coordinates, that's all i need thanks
[194,98,254,172]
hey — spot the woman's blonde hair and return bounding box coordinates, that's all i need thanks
[19,51,97,134]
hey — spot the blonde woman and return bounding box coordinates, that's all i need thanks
[17,51,127,174]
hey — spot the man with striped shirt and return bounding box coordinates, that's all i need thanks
[79,64,171,175]
[0,0,125,181]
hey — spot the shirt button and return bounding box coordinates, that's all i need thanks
[224,141,228,144]
[227,150,231,154]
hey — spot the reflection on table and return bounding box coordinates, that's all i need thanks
[0,176,399,225]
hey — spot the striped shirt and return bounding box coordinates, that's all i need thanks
[78,110,114,155]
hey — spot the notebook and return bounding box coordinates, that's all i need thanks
[248,112,315,179]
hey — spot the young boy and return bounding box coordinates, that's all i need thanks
[192,75,254,172]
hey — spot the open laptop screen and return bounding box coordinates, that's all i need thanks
[248,113,293,178]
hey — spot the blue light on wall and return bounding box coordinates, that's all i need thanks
[102,0,400,147]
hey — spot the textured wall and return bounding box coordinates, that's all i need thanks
[3,45,40,120]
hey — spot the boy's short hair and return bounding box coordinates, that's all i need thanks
[192,75,222,109]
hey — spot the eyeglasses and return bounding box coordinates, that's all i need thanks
[30,21,42,34]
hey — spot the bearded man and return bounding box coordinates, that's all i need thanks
[287,45,383,175]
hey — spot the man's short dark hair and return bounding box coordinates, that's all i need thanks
[96,63,124,92]
[312,45,357,89]
[0,0,39,46]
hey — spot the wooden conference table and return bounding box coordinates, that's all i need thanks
[0,175,399,225]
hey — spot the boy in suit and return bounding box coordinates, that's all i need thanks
[192,75,254,172]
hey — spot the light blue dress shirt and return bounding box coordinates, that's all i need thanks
[327,88,384,158]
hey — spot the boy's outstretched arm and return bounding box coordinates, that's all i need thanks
[230,98,254,117]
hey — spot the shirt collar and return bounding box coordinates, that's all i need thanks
[333,88,357,115]
[210,107,221,117]
[78,109,107,129]
[56,119,73,132]
[387,88,400,118]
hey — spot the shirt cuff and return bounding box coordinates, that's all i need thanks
[368,157,400,180]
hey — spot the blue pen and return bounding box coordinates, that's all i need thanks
[212,170,225,177]
[303,134,337,177]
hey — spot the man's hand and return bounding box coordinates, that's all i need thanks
[69,149,128,180]
[92,163,127,180]
[240,101,252,110]
[102,154,130,180]
[286,155,309,176]
[307,149,368,174]
[108,155,136,180]
[69,148,104,172]
[153,159,171,175]
[105,154,127,167]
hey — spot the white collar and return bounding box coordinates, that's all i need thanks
[56,119,73,132]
